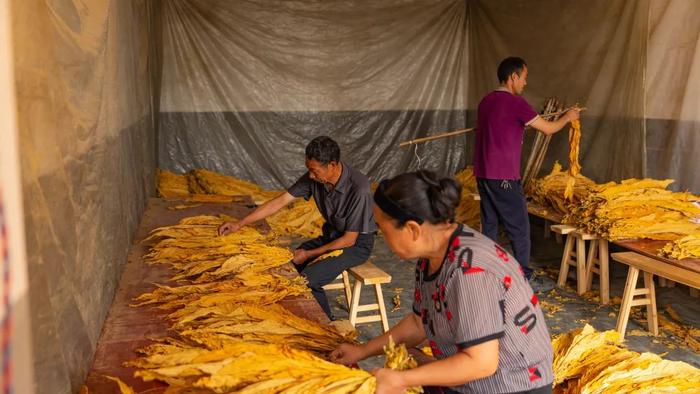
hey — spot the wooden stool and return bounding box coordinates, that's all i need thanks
[322,271,352,310]
[348,261,392,333]
[612,252,700,339]
[552,225,588,295]
[583,236,610,304]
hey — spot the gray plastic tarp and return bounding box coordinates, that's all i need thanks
[158,0,470,188]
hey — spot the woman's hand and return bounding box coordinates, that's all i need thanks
[374,368,408,394]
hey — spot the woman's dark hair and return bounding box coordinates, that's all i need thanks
[305,136,340,165]
[497,56,527,83]
[378,170,462,226]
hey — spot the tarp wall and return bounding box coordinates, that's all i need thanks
[158,0,698,193]
[645,0,700,193]
[11,0,161,392]
[467,0,649,184]
[158,0,470,188]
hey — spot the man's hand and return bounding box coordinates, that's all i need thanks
[218,221,242,236]
[292,249,309,265]
[373,368,408,394]
[565,107,581,122]
[330,343,366,366]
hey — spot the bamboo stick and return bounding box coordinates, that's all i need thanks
[398,106,585,148]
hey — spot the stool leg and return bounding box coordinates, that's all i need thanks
[557,235,575,287]
[342,271,352,309]
[643,272,659,336]
[544,220,551,239]
[599,240,609,305]
[585,239,598,292]
[616,267,640,339]
[576,236,587,295]
[666,280,676,288]
[349,280,363,327]
[659,277,667,287]
[374,284,390,333]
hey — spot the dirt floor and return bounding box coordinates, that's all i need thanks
[322,217,700,370]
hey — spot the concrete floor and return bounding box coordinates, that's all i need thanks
[324,218,700,370]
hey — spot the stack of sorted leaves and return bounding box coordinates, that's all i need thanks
[142,215,293,283]
[528,162,596,217]
[127,338,421,393]
[132,270,308,313]
[155,168,325,238]
[454,166,481,229]
[566,179,700,243]
[157,169,191,199]
[564,119,582,201]
[552,324,700,393]
[660,233,700,260]
[173,303,356,355]
[266,199,325,238]
[189,168,281,204]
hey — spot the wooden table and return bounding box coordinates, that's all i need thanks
[614,238,700,297]
[83,198,328,393]
[527,201,564,242]
[613,238,700,275]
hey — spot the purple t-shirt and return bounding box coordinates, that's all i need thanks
[473,90,538,180]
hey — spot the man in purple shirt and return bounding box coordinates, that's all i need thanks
[474,57,580,291]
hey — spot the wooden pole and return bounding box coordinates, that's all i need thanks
[398,106,585,148]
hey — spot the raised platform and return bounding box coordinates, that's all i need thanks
[82,198,328,393]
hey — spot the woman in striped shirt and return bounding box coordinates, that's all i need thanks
[331,170,553,394]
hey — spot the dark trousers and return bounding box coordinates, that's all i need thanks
[295,223,374,318]
[476,178,532,279]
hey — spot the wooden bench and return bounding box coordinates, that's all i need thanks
[611,252,700,339]
[322,270,353,310]
[582,234,610,304]
[552,224,588,294]
[348,261,392,332]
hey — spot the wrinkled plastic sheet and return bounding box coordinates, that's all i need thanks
[158,0,470,188]
[467,0,649,184]
[645,0,700,193]
[11,0,160,392]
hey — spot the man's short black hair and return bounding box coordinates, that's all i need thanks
[497,57,527,83]
[305,136,340,165]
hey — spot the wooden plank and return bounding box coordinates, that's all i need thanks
[616,266,640,339]
[611,252,700,289]
[643,272,659,336]
[84,197,329,393]
[614,239,700,275]
[551,224,577,235]
[527,202,564,224]
[349,261,391,285]
[375,283,390,332]
[599,240,610,304]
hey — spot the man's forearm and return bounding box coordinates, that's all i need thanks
[305,232,358,258]
[240,193,292,226]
